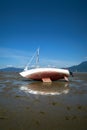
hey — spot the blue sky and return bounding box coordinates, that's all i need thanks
[0,0,87,68]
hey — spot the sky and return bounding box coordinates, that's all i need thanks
[0,0,87,68]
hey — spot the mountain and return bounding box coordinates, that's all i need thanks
[0,67,23,72]
[68,61,87,72]
[0,61,87,72]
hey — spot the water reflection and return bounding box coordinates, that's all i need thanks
[20,81,69,95]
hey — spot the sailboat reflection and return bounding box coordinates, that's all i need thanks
[20,82,69,96]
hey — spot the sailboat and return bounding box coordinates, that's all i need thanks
[19,48,71,82]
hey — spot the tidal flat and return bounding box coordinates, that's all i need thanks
[0,72,87,130]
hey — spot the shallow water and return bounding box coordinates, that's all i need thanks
[0,72,87,130]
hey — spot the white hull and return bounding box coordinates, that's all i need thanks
[20,68,70,82]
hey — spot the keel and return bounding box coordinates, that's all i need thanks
[42,78,52,83]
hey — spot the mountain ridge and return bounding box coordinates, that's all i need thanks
[68,61,87,72]
[0,67,23,72]
[0,61,87,72]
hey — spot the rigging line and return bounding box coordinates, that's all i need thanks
[24,48,39,70]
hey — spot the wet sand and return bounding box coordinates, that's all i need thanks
[0,72,87,130]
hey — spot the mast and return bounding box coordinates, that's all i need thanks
[36,48,39,67]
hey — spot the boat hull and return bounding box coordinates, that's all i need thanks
[20,68,70,82]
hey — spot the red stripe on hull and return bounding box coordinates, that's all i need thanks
[26,71,68,81]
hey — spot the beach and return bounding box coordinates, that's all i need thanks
[0,72,87,130]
